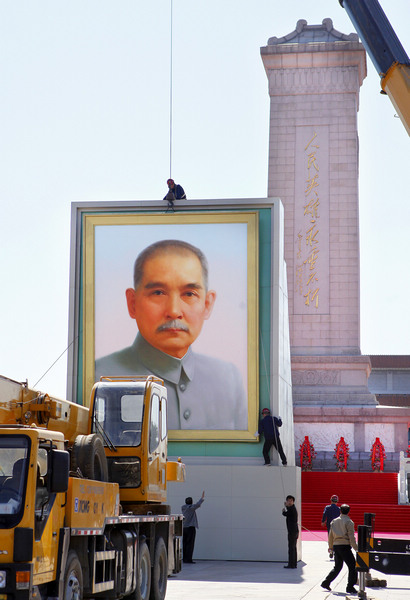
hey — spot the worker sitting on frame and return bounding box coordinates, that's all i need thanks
[163,178,186,212]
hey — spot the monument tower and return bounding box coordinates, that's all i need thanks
[260,19,394,465]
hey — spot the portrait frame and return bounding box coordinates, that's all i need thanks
[81,210,259,441]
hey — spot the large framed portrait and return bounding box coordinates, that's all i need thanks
[82,211,259,441]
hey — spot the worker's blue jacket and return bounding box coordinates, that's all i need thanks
[258,415,282,440]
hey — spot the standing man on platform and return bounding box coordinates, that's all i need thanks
[321,494,341,559]
[258,408,287,466]
[321,504,358,594]
[282,495,299,569]
[181,491,205,564]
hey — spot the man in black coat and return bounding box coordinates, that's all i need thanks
[321,494,341,559]
[164,178,186,211]
[282,495,299,568]
[258,408,287,466]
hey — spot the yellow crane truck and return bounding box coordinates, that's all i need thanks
[0,374,185,600]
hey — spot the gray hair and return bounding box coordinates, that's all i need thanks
[133,240,209,290]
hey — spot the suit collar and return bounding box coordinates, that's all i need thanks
[132,333,195,384]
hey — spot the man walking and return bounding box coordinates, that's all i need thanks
[181,491,205,563]
[321,504,358,594]
[321,494,341,558]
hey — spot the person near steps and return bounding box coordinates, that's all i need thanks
[321,494,341,559]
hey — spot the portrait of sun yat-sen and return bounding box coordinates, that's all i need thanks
[83,212,258,441]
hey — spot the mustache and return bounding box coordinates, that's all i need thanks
[156,320,190,333]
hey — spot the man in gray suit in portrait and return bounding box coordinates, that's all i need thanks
[95,240,247,431]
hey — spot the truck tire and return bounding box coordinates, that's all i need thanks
[72,434,108,482]
[150,537,168,600]
[63,550,83,600]
[137,541,151,600]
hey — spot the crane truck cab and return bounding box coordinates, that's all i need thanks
[88,376,174,508]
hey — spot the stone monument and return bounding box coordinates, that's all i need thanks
[261,19,409,468]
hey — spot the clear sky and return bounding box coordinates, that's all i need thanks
[0,0,409,399]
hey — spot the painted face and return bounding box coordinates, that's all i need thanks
[126,251,216,358]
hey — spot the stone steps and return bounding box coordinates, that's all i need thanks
[301,471,410,533]
[302,502,410,533]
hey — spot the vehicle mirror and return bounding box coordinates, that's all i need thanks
[48,449,69,493]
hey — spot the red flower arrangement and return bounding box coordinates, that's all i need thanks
[334,437,350,471]
[371,437,386,472]
[299,435,316,471]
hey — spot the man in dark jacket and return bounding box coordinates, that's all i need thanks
[258,408,287,466]
[282,495,299,568]
[164,178,186,211]
[321,494,341,559]
[322,495,341,532]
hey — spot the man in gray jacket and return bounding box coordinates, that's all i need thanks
[321,504,358,594]
[181,491,205,563]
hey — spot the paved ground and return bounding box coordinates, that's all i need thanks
[166,538,410,600]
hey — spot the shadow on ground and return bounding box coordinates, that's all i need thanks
[171,560,308,583]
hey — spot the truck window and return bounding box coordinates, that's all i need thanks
[94,388,144,447]
[37,447,48,477]
[161,397,167,441]
[149,394,160,453]
[35,447,51,540]
[0,435,30,528]
[121,394,144,422]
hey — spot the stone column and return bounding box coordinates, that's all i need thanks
[261,19,377,410]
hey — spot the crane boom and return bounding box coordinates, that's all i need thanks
[0,374,89,442]
[340,0,410,135]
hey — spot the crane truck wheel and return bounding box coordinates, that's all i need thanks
[134,540,151,600]
[150,537,168,600]
[72,434,108,482]
[63,550,83,600]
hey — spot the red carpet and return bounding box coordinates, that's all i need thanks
[302,471,410,533]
